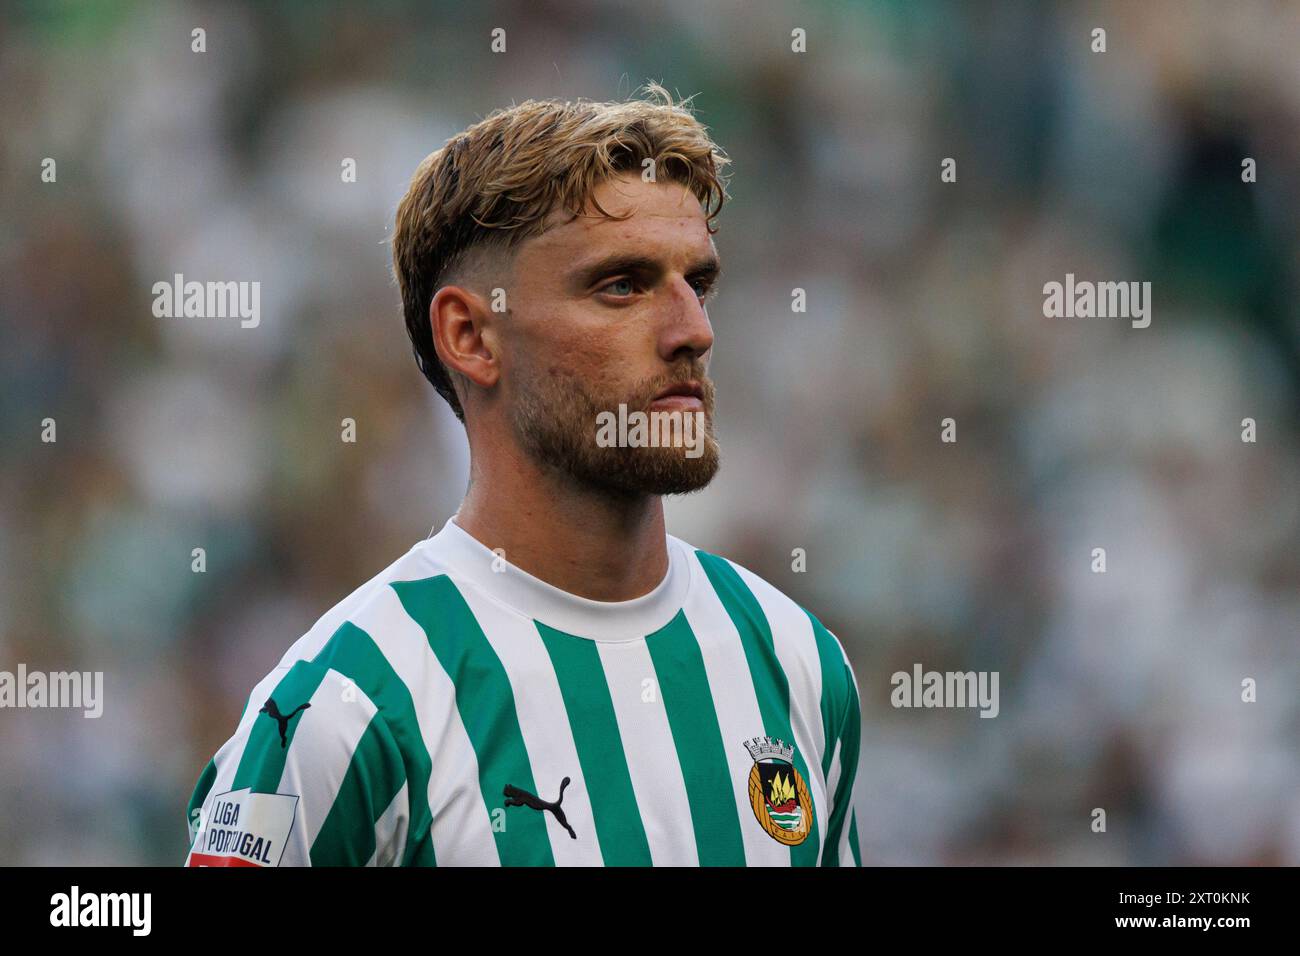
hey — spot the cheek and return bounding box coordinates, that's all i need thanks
[547,329,623,383]
[515,299,645,392]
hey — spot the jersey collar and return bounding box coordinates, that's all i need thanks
[416,515,693,642]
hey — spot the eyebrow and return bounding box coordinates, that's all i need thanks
[567,251,722,291]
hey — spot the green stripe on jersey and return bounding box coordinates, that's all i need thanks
[694,552,821,867]
[535,622,653,866]
[310,714,407,865]
[393,575,554,866]
[185,758,218,849]
[644,610,746,866]
[806,612,849,780]
[311,621,430,866]
[232,659,327,794]
[848,810,862,866]
[821,658,861,867]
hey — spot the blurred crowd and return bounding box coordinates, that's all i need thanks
[1,0,1297,864]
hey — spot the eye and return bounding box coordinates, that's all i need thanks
[691,277,717,300]
[601,277,636,297]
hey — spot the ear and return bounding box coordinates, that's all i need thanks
[430,285,500,393]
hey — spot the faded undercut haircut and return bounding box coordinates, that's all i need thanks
[391,82,731,422]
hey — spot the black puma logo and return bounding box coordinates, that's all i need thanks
[503,777,576,839]
[260,697,311,748]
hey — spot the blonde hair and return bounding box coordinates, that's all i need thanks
[392,82,732,421]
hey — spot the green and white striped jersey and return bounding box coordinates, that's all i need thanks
[185,516,863,867]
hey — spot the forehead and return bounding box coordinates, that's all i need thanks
[525,173,714,263]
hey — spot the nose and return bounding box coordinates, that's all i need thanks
[657,274,714,364]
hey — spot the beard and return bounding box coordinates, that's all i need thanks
[509,360,721,497]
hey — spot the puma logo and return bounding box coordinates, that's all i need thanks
[260,697,311,748]
[503,777,576,839]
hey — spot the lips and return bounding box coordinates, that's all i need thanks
[652,381,704,402]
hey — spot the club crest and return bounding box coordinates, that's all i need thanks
[744,736,813,845]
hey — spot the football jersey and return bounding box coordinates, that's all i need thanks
[184,515,863,867]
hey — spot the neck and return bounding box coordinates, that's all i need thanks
[454,441,669,602]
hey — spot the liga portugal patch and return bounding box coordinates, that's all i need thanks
[187,788,299,867]
[744,736,813,845]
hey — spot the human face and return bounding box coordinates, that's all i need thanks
[502,171,722,495]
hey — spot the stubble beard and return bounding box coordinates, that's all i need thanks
[509,362,721,498]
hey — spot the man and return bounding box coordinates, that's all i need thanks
[185,84,862,867]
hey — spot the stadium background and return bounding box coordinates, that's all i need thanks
[1,0,1298,864]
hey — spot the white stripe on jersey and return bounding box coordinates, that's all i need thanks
[349,583,501,865]
[820,662,863,866]
[276,669,379,866]
[729,562,830,863]
[843,808,860,866]
[367,781,409,867]
[681,567,790,866]
[595,640,699,866]
[825,736,844,813]
[454,582,604,865]
[837,658,863,867]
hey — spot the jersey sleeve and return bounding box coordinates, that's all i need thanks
[823,650,862,866]
[805,611,863,868]
[184,658,410,867]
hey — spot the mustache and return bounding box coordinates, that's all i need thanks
[635,364,715,408]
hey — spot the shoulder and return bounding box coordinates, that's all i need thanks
[268,540,443,672]
[675,537,822,628]
[678,537,858,705]
[229,540,456,750]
